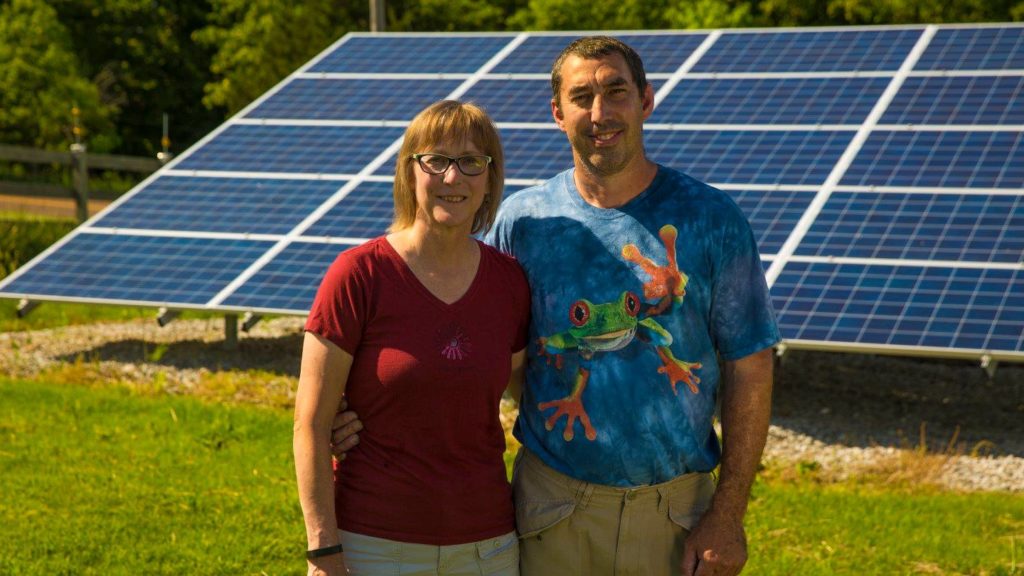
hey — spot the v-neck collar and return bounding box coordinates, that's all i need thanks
[380,236,486,310]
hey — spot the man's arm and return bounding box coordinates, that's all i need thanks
[681,347,773,576]
[329,398,362,461]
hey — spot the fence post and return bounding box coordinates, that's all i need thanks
[70,143,88,223]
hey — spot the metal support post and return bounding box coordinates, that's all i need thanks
[225,314,239,349]
[980,354,998,380]
[241,312,262,333]
[16,299,39,318]
[156,307,181,327]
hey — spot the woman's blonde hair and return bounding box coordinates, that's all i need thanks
[389,100,504,235]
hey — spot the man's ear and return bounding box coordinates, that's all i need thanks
[641,83,655,120]
[551,98,567,132]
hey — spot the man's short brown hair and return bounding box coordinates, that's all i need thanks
[551,36,648,107]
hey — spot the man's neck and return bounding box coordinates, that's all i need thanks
[573,157,659,209]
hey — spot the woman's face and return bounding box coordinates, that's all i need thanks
[411,138,489,233]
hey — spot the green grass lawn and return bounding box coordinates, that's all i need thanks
[1,377,1021,575]
[0,298,228,333]
[0,298,156,332]
[746,478,1023,575]
[0,377,301,575]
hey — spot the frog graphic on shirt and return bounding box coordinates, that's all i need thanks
[536,225,702,442]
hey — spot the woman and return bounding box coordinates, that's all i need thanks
[294,100,529,576]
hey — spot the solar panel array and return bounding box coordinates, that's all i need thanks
[2,24,1022,362]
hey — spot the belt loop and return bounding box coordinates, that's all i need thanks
[656,487,669,515]
[579,483,594,510]
[573,479,593,511]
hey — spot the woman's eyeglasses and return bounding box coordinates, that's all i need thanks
[412,153,492,176]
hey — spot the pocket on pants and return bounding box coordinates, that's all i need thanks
[666,473,716,531]
[511,451,577,540]
[514,498,576,539]
[476,532,519,574]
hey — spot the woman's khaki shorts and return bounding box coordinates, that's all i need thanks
[339,530,519,575]
[512,448,715,576]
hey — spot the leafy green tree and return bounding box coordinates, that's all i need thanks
[827,0,1024,24]
[0,0,118,151]
[388,0,510,31]
[756,0,839,26]
[509,0,671,30]
[195,0,365,115]
[664,0,756,28]
[48,0,218,156]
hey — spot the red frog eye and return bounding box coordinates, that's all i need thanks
[569,300,590,327]
[623,291,640,317]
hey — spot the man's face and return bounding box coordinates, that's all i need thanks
[552,53,654,178]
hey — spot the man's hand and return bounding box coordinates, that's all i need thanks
[680,507,747,576]
[330,398,362,461]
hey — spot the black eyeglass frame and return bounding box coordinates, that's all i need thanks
[411,153,493,176]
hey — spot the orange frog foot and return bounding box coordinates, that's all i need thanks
[622,225,687,315]
[539,396,597,441]
[656,347,702,395]
[538,368,597,441]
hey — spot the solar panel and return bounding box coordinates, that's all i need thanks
[2,24,1022,364]
[653,77,889,125]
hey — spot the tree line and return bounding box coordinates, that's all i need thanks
[1,0,1021,157]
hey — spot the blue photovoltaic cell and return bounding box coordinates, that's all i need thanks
[772,263,1024,351]
[645,130,852,186]
[1,233,273,305]
[917,27,1024,70]
[305,181,394,239]
[465,79,663,124]
[725,189,816,255]
[308,36,510,73]
[694,29,922,72]
[222,241,358,312]
[176,125,405,174]
[654,77,889,125]
[245,79,462,121]
[498,129,575,180]
[463,79,557,123]
[881,76,1024,125]
[796,192,1024,263]
[93,176,341,235]
[843,130,1024,188]
[494,33,707,74]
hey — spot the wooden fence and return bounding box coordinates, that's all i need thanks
[0,144,164,222]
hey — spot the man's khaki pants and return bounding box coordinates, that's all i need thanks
[512,448,715,576]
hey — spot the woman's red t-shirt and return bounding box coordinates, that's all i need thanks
[305,236,530,545]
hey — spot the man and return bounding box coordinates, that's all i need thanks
[335,36,778,576]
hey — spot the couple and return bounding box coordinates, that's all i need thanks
[293,36,779,576]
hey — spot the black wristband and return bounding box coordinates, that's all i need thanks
[306,543,344,559]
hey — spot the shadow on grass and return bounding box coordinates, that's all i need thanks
[773,350,1024,458]
[55,331,305,377]
[53,333,1024,458]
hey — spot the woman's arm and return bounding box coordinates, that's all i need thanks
[294,331,353,575]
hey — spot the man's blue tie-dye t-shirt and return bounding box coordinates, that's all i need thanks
[487,166,780,487]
